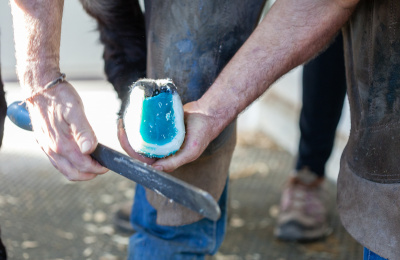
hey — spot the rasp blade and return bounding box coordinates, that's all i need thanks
[91,144,221,221]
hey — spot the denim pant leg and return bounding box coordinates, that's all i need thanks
[296,32,347,177]
[128,183,228,260]
[363,248,388,260]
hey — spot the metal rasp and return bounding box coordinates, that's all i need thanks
[6,101,221,221]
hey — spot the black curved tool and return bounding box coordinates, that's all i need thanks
[7,101,221,221]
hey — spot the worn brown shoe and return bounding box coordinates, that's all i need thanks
[274,168,331,242]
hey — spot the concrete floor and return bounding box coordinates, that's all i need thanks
[0,81,362,259]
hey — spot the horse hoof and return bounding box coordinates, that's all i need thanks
[124,78,185,158]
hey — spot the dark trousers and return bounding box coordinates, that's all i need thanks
[295,33,347,177]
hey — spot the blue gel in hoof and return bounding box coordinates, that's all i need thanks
[140,92,177,145]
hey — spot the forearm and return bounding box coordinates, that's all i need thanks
[10,0,64,96]
[9,0,107,180]
[198,0,357,140]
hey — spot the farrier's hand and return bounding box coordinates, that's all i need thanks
[27,82,108,181]
[152,101,217,172]
[117,118,157,165]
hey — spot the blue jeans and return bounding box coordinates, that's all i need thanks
[364,248,388,260]
[128,184,228,259]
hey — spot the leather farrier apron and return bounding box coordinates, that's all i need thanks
[338,1,400,259]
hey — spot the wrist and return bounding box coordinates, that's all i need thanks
[25,73,66,103]
[195,94,236,141]
[18,63,61,97]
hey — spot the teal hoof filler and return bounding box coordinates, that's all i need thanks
[124,79,185,158]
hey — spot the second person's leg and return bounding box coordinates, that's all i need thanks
[276,33,347,242]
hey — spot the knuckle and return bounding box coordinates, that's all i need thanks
[61,170,77,181]
[76,128,95,141]
[96,168,108,175]
[44,147,55,157]
[74,155,105,175]
[78,163,94,174]
[64,174,76,182]
[53,140,70,154]
[186,146,202,162]
[52,145,63,155]
[57,163,81,182]
[64,171,87,182]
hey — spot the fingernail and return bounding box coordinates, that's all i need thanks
[81,140,92,154]
[154,165,163,171]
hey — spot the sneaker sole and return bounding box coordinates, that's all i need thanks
[274,221,332,242]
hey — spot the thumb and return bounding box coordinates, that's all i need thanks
[66,107,98,155]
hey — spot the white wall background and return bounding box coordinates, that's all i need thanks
[0,0,105,81]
